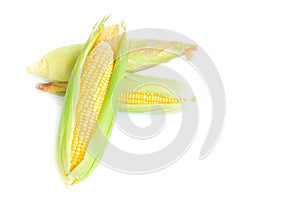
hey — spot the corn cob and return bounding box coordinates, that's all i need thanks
[119,73,191,113]
[57,17,128,184]
[35,72,191,114]
[37,82,180,105]
[27,40,196,82]
[70,41,114,171]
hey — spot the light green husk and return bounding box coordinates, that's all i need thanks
[28,44,83,82]
[57,17,128,185]
[27,40,196,82]
[126,39,196,72]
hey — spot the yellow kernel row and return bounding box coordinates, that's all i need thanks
[119,92,179,105]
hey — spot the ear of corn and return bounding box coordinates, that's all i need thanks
[36,72,190,113]
[119,73,193,113]
[57,17,128,184]
[27,40,196,82]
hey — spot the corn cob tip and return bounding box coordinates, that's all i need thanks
[27,59,48,78]
[26,65,34,74]
[61,176,77,188]
[65,176,77,186]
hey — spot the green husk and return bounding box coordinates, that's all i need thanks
[56,17,128,184]
[27,40,196,82]
[27,44,83,82]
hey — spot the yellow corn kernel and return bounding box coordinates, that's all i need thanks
[119,92,180,105]
[70,41,114,171]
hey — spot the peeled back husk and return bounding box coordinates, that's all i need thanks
[119,73,193,113]
[57,17,128,185]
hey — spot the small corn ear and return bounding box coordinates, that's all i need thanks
[119,73,194,113]
[36,73,190,113]
[27,40,196,81]
[57,17,128,184]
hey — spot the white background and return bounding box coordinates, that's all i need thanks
[0,0,299,199]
